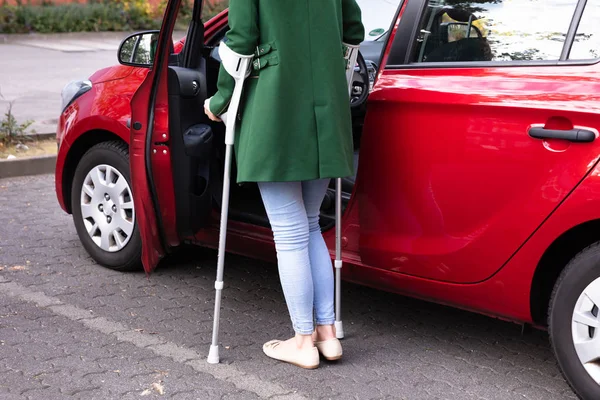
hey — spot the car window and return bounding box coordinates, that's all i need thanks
[569,2,599,60]
[355,0,403,41]
[410,0,579,64]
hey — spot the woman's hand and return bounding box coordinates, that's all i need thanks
[204,98,221,122]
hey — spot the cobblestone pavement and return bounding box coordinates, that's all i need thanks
[0,174,577,399]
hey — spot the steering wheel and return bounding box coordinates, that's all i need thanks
[350,51,370,108]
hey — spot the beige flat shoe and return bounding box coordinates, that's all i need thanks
[314,338,343,361]
[262,340,320,369]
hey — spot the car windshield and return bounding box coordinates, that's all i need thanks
[355,0,402,41]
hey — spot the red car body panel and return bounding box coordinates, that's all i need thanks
[129,0,189,273]
[149,80,180,249]
[55,2,600,325]
[498,163,600,317]
[358,66,600,284]
[89,65,135,85]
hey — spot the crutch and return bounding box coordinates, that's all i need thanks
[335,43,360,339]
[207,42,254,364]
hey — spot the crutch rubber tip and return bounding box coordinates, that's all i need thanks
[207,345,220,364]
[335,321,344,339]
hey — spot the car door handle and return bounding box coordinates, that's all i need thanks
[528,127,596,143]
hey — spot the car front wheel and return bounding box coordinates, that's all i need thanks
[549,242,600,400]
[71,141,142,271]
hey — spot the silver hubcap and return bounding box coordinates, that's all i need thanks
[80,164,135,252]
[572,276,600,384]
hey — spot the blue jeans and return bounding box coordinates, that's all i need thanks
[258,179,335,335]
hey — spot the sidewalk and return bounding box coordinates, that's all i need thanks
[0,31,188,136]
[0,31,131,50]
[0,32,128,135]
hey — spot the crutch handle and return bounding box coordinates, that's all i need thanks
[218,42,254,80]
[218,43,254,145]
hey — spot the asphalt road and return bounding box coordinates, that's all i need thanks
[0,174,578,399]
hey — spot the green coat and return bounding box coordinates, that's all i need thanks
[208,0,364,183]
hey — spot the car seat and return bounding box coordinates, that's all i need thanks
[422,8,492,62]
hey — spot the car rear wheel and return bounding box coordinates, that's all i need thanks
[71,141,142,271]
[549,242,600,400]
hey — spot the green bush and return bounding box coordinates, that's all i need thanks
[0,0,230,34]
[202,0,228,21]
[0,2,161,34]
[0,89,33,145]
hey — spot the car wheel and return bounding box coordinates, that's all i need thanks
[71,141,142,271]
[549,242,600,400]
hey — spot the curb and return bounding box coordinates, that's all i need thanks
[16,132,56,141]
[0,155,56,180]
[27,132,56,140]
[0,31,136,44]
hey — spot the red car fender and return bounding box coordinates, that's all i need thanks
[55,83,134,213]
[496,159,600,324]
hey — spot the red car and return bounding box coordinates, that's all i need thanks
[55,0,600,398]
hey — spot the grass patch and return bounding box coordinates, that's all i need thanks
[0,137,57,159]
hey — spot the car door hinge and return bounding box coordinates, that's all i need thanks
[153,132,169,144]
[152,144,169,156]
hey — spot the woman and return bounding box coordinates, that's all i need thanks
[204,0,364,369]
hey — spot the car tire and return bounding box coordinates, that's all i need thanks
[549,242,600,400]
[71,141,142,272]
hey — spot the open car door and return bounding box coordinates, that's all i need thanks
[130,0,211,274]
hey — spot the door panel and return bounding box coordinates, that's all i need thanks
[131,0,213,272]
[167,63,213,237]
[130,0,182,274]
[130,66,168,274]
[164,0,213,238]
[357,65,600,284]
[149,68,179,248]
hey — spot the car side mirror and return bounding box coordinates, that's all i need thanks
[441,22,483,43]
[118,31,175,67]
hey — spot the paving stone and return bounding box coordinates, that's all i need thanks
[0,175,578,399]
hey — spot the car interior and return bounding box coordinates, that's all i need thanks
[416,7,492,63]
[163,21,377,238]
